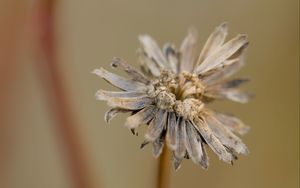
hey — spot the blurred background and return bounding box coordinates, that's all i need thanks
[0,0,299,188]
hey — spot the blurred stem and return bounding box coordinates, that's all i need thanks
[157,147,171,188]
[0,2,29,187]
[32,1,98,188]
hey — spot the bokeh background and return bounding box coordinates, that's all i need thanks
[0,0,299,188]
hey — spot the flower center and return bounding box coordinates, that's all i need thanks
[150,70,205,119]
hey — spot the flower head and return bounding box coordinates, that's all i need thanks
[93,22,251,170]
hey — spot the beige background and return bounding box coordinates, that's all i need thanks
[0,0,299,188]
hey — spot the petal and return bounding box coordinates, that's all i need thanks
[195,34,249,74]
[163,43,179,73]
[124,106,157,129]
[214,112,250,135]
[104,108,131,123]
[138,49,161,77]
[204,78,249,93]
[152,138,165,158]
[138,35,169,69]
[199,141,209,169]
[218,89,253,103]
[92,68,148,91]
[204,89,253,103]
[204,112,248,155]
[185,120,204,165]
[107,96,154,110]
[179,28,198,72]
[173,153,183,171]
[140,140,150,149]
[111,57,150,84]
[193,117,234,163]
[196,22,228,66]
[174,118,186,160]
[96,90,147,101]
[166,112,177,150]
[184,121,209,169]
[202,54,246,85]
[220,78,250,89]
[145,109,167,142]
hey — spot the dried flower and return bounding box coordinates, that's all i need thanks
[93,22,251,170]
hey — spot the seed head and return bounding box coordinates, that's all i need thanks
[93,22,251,170]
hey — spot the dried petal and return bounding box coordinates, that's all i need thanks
[107,96,154,110]
[104,108,131,123]
[92,68,147,91]
[205,88,253,103]
[220,78,250,89]
[185,121,204,165]
[199,141,209,169]
[124,106,157,129]
[173,154,183,171]
[153,138,164,158]
[111,57,150,84]
[214,112,250,135]
[179,28,198,72]
[140,140,150,149]
[197,22,228,66]
[138,50,161,77]
[166,112,177,150]
[96,90,147,101]
[204,112,248,154]
[174,118,186,160]
[145,109,167,141]
[218,89,253,103]
[163,43,178,73]
[138,35,169,69]
[202,50,246,85]
[204,78,249,92]
[193,117,234,163]
[195,34,248,74]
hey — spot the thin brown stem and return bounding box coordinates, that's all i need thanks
[157,147,171,188]
[31,1,98,188]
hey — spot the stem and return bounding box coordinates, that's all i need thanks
[32,1,97,188]
[157,147,171,188]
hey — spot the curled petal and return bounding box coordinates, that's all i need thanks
[104,108,131,123]
[140,140,150,149]
[124,106,157,129]
[111,57,150,84]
